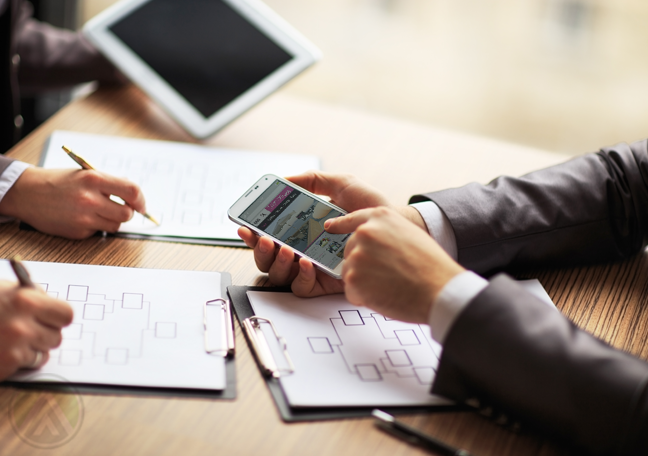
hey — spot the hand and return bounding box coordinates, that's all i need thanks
[239,171,428,297]
[0,167,147,239]
[0,281,73,380]
[325,207,465,323]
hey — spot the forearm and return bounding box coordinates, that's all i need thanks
[15,1,122,94]
[433,275,648,455]
[411,140,648,275]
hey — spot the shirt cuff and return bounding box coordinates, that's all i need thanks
[410,201,458,260]
[429,270,488,345]
[0,161,30,223]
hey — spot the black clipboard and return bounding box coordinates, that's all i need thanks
[228,285,463,422]
[3,274,236,400]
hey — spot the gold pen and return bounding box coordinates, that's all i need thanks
[62,145,160,226]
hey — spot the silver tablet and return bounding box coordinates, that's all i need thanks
[84,0,321,138]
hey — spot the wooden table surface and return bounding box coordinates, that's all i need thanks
[1,85,646,455]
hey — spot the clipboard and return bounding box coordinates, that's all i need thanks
[228,285,464,422]
[3,272,236,400]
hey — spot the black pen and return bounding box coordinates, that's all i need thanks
[372,409,473,456]
[9,256,36,289]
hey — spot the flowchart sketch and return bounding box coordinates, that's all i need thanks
[3,261,227,391]
[247,291,447,408]
[40,130,320,242]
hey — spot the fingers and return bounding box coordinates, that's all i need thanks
[291,258,319,296]
[19,289,74,329]
[238,226,259,249]
[254,236,281,273]
[267,246,299,285]
[97,173,146,214]
[287,171,352,198]
[324,209,375,234]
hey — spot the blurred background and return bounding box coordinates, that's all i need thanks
[30,0,648,156]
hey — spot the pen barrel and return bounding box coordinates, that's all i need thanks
[392,421,469,456]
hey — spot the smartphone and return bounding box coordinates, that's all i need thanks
[228,174,349,279]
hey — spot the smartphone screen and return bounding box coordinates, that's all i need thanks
[238,179,349,270]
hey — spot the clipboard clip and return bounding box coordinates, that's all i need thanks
[204,298,235,358]
[242,316,294,378]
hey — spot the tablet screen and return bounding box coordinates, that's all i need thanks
[109,0,292,119]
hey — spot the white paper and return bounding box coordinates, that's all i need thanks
[6,261,226,390]
[41,131,320,241]
[247,291,448,407]
[247,279,554,407]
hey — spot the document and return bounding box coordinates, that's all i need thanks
[40,131,320,245]
[247,280,553,407]
[6,261,228,390]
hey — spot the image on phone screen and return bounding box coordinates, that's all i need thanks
[238,180,349,270]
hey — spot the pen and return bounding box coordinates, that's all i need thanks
[61,145,160,226]
[9,256,36,289]
[372,409,473,456]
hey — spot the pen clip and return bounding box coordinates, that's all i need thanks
[204,298,235,358]
[242,316,294,378]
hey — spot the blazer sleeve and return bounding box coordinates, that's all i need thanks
[410,140,648,275]
[433,275,648,455]
[14,0,123,95]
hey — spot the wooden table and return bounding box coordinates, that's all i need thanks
[1,85,646,455]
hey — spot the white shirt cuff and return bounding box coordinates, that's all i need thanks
[429,270,488,345]
[0,161,30,223]
[410,201,458,260]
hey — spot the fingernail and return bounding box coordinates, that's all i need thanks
[324,220,331,229]
[258,242,268,254]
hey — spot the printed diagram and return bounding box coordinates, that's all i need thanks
[39,283,176,367]
[307,310,441,385]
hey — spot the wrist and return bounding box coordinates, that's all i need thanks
[0,166,38,219]
[394,205,427,231]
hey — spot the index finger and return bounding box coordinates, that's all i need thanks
[98,173,147,214]
[324,209,375,234]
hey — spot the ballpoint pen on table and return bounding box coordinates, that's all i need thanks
[372,409,473,456]
[61,145,160,226]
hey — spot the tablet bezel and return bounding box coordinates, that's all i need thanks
[83,0,321,138]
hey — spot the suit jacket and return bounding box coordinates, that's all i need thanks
[411,140,648,455]
[0,0,120,153]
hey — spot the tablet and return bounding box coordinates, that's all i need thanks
[84,0,321,138]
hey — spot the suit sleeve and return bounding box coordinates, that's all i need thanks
[410,140,648,275]
[14,0,123,95]
[432,275,648,455]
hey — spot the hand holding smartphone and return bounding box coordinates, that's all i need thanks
[228,175,348,278]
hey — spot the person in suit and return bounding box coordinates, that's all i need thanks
[238,139,648,455]
[1,0,123,153]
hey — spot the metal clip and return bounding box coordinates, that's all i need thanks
[242,316,294,378]
[204,298,235,357]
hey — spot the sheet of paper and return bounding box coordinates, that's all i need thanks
[6,261,226,390]
[41,131,320,241]
[247,279,554,407]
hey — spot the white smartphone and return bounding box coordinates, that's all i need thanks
[228,175,348,279]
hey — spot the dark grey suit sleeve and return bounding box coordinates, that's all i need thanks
[410,140,648,275]
[433,275,648,455]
